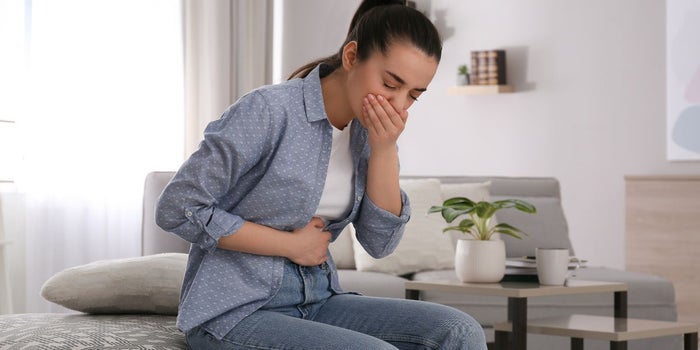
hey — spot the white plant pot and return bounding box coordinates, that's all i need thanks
[454,239,506,283]
[456,74,470,86]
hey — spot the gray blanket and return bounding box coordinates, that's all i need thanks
[0,314,186,349]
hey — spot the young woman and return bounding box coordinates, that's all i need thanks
[156,1,487,349]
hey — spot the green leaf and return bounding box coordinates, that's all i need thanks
[443,197,475,207]
[494,229,523,239]
[513,199,537,214]
[443,225,471,233]
[475,202,497,219]
[493,223,528,239]
[493,222,523,232]
[429,196,537,240]
[457,218,475,229]
[441,208,470,223]
[428,205,445,214]
[491,199,515,209]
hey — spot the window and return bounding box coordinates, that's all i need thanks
[8,0,184,192]
[0,0,26,184]
[13,0,185,313]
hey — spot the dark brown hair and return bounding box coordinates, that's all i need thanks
[287,0,442,80]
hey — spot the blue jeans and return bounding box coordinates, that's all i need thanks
[186,259,487,350]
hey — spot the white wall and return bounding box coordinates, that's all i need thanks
[281,0,700,269]
[276,0,361,81]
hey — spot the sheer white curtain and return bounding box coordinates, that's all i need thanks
[11,0,271,313]
[20,0,184,312]
[183,0,272,156]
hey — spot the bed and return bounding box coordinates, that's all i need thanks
[0,172,190,349]
[0,314,185,349]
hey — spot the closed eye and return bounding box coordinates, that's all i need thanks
[385,83,419,101]
[384,69,428,103]
[384,79,420,102]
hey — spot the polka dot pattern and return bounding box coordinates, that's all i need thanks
[155,65,411,340]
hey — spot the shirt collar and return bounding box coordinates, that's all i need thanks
[302,64,332,123]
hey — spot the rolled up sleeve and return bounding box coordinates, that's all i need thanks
[353,189,411,259]
[182,205,245,253]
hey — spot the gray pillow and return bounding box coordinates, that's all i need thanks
[493,196,574,258]
[41,253,187,315]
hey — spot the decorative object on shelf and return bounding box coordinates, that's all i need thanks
[429,197,536,283]
[471,50,507,85]
[456,64,470,86]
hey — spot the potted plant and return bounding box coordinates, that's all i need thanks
[429,197,536,283]
[457,64,470,86]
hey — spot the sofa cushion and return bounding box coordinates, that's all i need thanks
[492,195,574,258]
[440,182,491,202]
[41,253,186,315]
[336,269,409,299]
[353,179,455,275]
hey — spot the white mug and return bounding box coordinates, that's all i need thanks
[536,248,570,285]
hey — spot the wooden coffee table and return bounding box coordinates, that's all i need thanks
[494,314,698,350]
[405,279,628,350]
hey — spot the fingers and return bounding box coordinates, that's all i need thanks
[362,94,407,144]
[310,216,326,230]
[363,94,404,131]
[289,219,331,266]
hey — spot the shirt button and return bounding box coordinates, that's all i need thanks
[185,210,193,218]
[356,195,362,201]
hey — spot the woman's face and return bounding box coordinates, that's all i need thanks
[344,40,439,120]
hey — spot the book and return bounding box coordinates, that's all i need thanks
[504,266,537,274]
[470,50,507,85]
[503,266,538,283]
[506,257,587,269]
[506,257,537,268]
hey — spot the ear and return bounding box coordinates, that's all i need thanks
[341,41,358,70]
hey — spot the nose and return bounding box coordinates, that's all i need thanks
[387,93,411,112]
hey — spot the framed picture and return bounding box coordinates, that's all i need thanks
[667,0,700,161]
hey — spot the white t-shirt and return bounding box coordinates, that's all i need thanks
[314,121,355,221]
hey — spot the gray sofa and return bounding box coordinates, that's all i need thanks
[143,172,679,349]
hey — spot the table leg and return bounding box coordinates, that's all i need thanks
[494,330,508,350]
[508,297,527,350]
[571,337,583,350]
[405,289,419,300]
[610,341,628,350]
[684,332,698,350]
[614,291,627,318]
[612,291,628,350]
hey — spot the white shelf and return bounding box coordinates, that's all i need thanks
[448,85,514,95]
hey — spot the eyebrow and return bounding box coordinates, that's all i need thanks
[386,70,427,92]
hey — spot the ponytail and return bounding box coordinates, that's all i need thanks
[287,55,341,81]
[288,0,440,80]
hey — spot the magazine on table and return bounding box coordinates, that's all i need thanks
[505,256,587,269]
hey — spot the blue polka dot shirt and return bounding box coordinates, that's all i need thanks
[155,65,411,340]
